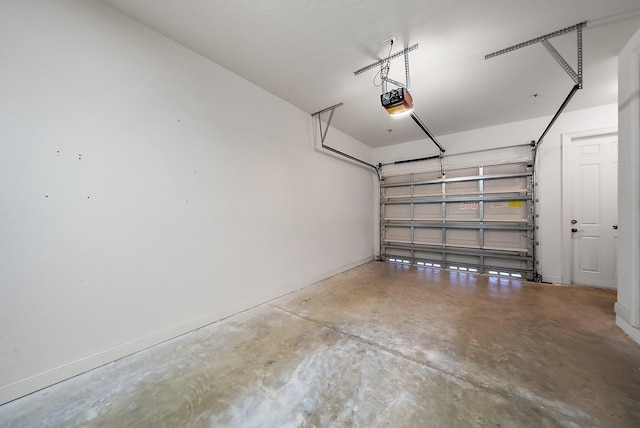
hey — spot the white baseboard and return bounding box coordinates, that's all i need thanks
[615,302,631,323]
[616,315,640,346]
[0,256,373,406]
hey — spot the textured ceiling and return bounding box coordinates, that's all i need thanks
[100,0,640,149]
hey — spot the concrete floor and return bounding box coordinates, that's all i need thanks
[2,262,640,427]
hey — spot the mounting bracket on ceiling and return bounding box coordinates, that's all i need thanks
[485,21,585,88]
[311,102,381,176]
[485,21,587,147]
[354,43,418,92]
[312,102,343,145]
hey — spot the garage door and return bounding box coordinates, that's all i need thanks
[381,160,534,280]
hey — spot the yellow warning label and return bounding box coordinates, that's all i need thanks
[508,200,523,208]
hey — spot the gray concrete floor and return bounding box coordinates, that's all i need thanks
[2,261,640,427]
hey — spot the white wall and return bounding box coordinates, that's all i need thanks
[373,104,618,283]
[0,0,374,404]
[615,27,640,345]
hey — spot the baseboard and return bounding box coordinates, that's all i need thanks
[616,315,640,346]
[615,302,631,324]
[0,256,373,406]
[549,278,617,290]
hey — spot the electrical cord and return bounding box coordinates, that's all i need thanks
[373,40,394,89]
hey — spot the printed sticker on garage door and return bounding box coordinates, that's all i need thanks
[460,201,479,210]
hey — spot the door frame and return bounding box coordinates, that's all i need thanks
[561,126,618,285]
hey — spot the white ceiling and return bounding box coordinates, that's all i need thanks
[100,0,640,149]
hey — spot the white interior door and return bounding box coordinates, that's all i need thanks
[570,133,618,288]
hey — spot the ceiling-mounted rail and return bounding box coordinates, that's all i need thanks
[410,112,445,154]
[353,44,419,76]
[485,22,585,61]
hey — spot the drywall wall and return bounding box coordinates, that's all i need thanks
[0,0,374,404]
[615,27,640,345]
[373,103,618,284]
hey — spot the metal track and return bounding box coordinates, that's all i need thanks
[485,22,586,59]
[353,44,419,76]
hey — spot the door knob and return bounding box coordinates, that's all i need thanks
[613,225,618,230]
[571,228,585,233]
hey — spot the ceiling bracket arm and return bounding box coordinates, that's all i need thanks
[484,21,586,60]
[541,38,580,86]
[577,23,583,88]
[485,21,585,89]
[312,102,343,144]
[404,48,411,91]
[485,22,586,147]
[384,78,406,90]
[311,103,381,176]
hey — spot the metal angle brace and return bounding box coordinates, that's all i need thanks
[311,102,343,144]
[485,21,586,88]
[311,103,380,174]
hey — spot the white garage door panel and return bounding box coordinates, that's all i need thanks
[484,177,528,193]
[447,229,480,248]
[385,186,411,198]
[414,204,442,220]
[484,230,528,251]
[447,167,478,178]
[484,164,529,195]
[381,158,533,279]
[484,164,525,174]
[415,183,442,196]
[414,171,442,180]
[485,201,527,222]
[447,168,480,196]
[447,203,480,221]
[447,181,480,196]
[447,254,481,267]
[413,251,445,263]
[484,257,530,271]
[385,204,412,220]
[414,228,442,245]
[385,227,411,243]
